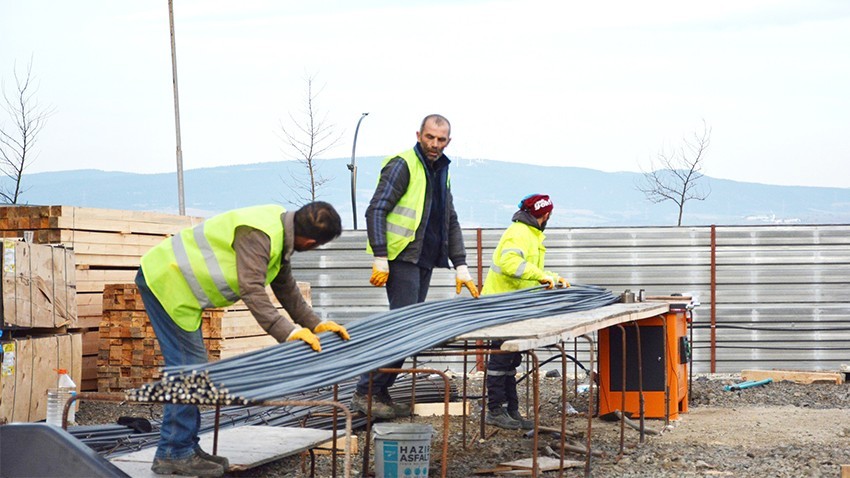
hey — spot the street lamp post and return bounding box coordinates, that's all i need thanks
[347,112,369,229]
[168,0,185,215]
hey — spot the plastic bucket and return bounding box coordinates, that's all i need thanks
[372,423,433,478]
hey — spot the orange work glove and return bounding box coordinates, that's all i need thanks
[557,277,571,288]
[314,321,351,341]
[539,276,556,289]
[370,257,389,287]
[286,327,322,352]
[455,265,479,298]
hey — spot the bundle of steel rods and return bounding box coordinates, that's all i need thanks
[73,375,455,457]
[127,284,618,405]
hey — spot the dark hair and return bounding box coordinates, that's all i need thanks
[420,114,451,135]
[294,201,342,244]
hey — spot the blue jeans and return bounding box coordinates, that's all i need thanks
[135,269,208,460]
[356,260,432,395]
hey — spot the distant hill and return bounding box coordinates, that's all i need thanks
[4,158,850,228]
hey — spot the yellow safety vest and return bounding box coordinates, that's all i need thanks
[368,148,428,260]
[140,205,286,331]
[481,221,550,295]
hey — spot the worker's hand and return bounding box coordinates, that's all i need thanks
[314,320,351,341]
[370,256,389,287]
[455,265,479,298]
[539,276,556,289]
[286,327,322,352]
[557,277,570,288]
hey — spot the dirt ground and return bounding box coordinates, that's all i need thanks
[77,373,850,477]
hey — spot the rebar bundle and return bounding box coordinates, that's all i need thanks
[73,375,455,457]
[127,284,618,405]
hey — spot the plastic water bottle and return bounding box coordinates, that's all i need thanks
[46,368,77,427]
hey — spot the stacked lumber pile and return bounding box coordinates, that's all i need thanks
[2,239,76,328]
[0,205,204,328]
[0,205,204,390]
[1,239,82,423]
[0,334,83,423]
[98,282,311,392]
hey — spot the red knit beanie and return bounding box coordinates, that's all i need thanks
[519,194,553,218]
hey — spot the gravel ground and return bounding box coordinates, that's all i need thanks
[77,372,850,477]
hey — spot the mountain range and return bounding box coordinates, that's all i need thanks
[5,157,850,228]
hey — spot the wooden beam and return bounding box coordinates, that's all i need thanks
[741,369,845,385]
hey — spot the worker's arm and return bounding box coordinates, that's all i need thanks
[446,186,468,269]
[364,157,410,259]
[234,227,320,342]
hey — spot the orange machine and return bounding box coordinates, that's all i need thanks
[598,307,690,420]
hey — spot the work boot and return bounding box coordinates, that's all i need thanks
[507,409,536,430]
[151,452,224,477]
[485,407,522,430]
[379,391,411,418]
[351,391,395,419]
[195,447,230,469]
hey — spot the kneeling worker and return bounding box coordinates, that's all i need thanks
[482,194,570,429]
[137,202,350,477]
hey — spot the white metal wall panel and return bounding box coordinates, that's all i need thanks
[290,225,850,373]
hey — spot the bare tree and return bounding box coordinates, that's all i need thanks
[0,60,53,204]
[637,121,712,226]
[278,74,342,205]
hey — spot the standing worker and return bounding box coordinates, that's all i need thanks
[482,194,570,429]
[351,114,479,419]
[137,202,350,477]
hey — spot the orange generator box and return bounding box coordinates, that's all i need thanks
[598,308,689,420]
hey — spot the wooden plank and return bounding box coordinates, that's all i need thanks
[741,369,845,385]
[455,302,669,352]
[841,464,850,478]
[211,336,277,360]
[110,426,334,476]
[413,402,471,416]
[499,456,583,472]
[314,435,359,455]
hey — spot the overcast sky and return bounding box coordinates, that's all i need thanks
[1,0,849,188]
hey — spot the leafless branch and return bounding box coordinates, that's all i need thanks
[0,58,54,204]
[637,120,711,226]
[278,73,342,205]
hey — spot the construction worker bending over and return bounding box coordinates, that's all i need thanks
[136,202,349,477]
[482,194,570,429]
[352,114,480,420]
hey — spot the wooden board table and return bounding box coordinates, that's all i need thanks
[455,302,670,350]
[109,426,333,476]
[450,301,673,477]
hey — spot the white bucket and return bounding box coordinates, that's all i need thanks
[373,423,433,478]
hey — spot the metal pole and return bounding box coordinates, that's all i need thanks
[347,112,369,229]
[168,0,186,215]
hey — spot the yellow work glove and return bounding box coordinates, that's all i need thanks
[455,265,479,298]
[370,256,389,287]
[314,321,351,341]
[539,276,556,289]
[286,327,322,352]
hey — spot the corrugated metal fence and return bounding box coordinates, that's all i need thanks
[291,225,850,373]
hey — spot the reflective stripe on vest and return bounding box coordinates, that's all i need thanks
[141,204,286,332]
